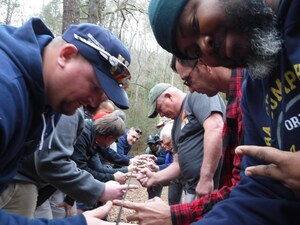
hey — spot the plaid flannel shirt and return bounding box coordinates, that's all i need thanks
[170,68,246,225]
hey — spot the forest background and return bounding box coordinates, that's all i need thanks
[0,0,226,153]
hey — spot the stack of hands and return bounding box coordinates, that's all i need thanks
[130,154,159,172]
[83,146,300,225]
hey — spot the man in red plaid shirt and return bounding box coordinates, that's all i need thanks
[170,58,246,224]
[114,57,246,225]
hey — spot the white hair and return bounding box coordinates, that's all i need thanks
[159,121,173,139]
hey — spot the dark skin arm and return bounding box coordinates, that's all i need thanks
[235,145,300,195]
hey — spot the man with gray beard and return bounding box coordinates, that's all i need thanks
[148,0,300,224]
[114,0,300,225]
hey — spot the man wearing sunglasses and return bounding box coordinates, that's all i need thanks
[0,17,133,225]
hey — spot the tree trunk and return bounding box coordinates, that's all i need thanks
[87,0,99,24]
[62,0,80,33]
[2,0,19,24]
[98,0,106,25]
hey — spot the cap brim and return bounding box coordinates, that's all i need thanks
[148,100,158,118]
[94,65,129,109]
[156,121,164,127]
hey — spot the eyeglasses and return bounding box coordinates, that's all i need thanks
[73,33,131,89]
[183,60,198,87]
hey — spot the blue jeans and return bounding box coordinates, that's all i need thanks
[147,184,163,199]
[168,179,184,205]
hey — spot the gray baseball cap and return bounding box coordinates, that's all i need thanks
[148,83,172,118]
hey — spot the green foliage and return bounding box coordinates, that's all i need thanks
[39,0,63,35]
[0,0,20,24]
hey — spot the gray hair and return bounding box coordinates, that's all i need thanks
[112,109,126,121]
[94,114,125,137]
[160,121,173,139]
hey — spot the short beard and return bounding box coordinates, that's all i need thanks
[221,0,282,79]
[247,27,282,79]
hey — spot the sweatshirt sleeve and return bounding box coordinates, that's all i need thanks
[99,147,130,166]
[0,72,36,193]
[89,153,128,174]
[0,210,87,225]
[70,120,126,182]
[71,143,115,182]
[35,112,104,206]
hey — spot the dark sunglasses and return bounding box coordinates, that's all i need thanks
[135,128,142,135]
[73,33,131,89]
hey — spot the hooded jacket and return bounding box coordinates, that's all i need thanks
[15,108,106,206]
[71,119,128,182]
[0,18,87,225]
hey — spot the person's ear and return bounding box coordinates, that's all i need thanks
[164,92,173,101]
[198,59,211,73]
[57,44,78,67]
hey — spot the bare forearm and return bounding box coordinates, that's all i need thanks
[201,126,223,180]
[155,161,181,185]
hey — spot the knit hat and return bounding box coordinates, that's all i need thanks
[148,0,188,58]
[112,109,127,121]
[148,83,172,118]
[62,23,131,109]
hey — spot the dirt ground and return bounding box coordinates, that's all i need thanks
[107,178,169,223]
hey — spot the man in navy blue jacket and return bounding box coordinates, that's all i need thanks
[0,18,132,225]
[98,128,143,169]
[116,127,142,159]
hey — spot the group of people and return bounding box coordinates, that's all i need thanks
[114,1,300,225]
[1,0,300,225]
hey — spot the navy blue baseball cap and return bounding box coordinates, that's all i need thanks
[62,23,131,109]
[147,135,156,144]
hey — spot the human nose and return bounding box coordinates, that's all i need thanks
[159,112,166,118]
[199,35,215,56]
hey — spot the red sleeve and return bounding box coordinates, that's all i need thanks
[170,186,233,225]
